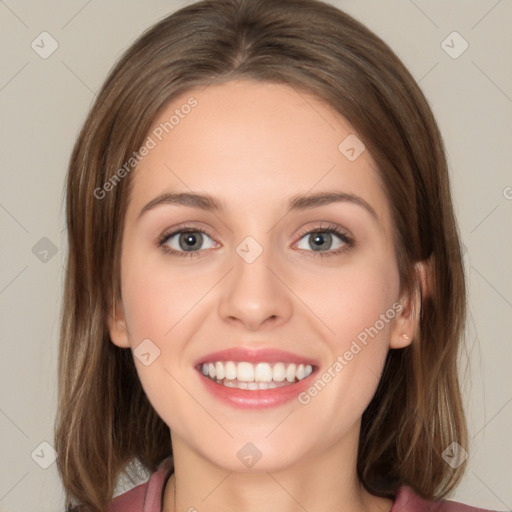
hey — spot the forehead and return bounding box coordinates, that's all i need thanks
[127,79,390,230]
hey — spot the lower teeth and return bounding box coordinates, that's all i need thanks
[213,378,296,390]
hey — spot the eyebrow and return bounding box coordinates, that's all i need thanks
[288,191,378,222]
[137,190,379,223]
[138,192,224,219]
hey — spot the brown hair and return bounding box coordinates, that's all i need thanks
[55,0,468,510]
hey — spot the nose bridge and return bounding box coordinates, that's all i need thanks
[217,232,293,329]
[234,234,274,286]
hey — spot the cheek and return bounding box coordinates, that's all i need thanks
[301,254,399,414]
[298,253,399,390]
[121,250,208,343]
[301,253,399,344]
[119,251,206,423]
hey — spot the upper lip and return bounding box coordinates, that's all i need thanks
[195,347,318,367]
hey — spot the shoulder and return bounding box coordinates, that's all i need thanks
[392,486,503,512]
[107,457,174,512]
[107,480,147,512]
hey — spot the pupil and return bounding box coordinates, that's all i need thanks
[311,232,331,251]
[180,232,202,251]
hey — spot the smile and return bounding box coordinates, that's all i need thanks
[200,361,314,390]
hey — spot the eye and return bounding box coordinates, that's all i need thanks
[295,225,354,256]
[157,223,354,259]
[159,228,217,257]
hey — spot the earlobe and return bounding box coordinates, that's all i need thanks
[389,259,430,349]
[107,298,131,348]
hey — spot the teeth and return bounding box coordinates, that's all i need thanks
[272,362,286,382]
[237,362,254,382]
[286,363,296,382]
[215,361,225,380]
[225,361,237,380]
[200,360,314,387]
[255,363,273,382]
[217,379,281,390]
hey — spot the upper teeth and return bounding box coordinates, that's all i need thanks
[201,361,313,383]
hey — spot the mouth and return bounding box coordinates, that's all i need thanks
[194,347,318,408]
[197,360,314,390]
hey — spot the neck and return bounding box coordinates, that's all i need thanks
[162,426,393,512]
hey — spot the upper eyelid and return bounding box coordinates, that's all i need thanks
[160,225,216,241]
[295,222,350,237]
[159,220,215,237]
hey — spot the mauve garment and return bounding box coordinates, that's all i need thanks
[107,458,500,512]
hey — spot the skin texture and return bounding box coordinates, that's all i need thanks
[109,80,424,512]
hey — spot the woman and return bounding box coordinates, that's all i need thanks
[55,1,499,511]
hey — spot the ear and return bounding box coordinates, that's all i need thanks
[389,259,430,349]
[108,296,131,348]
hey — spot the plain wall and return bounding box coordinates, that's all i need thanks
[0,1,510,510]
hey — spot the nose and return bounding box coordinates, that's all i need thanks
[217,239,294,331]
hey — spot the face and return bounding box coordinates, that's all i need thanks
[109,79,418,473]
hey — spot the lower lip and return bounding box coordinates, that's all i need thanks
[197,370,315,409]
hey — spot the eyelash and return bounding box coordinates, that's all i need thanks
[157,223,355,259]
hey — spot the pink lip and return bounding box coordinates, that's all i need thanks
[194,347,318,409]
[194,347,318,366]
[197,371,315,409]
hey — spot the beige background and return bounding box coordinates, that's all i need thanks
[0,1,511,511]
